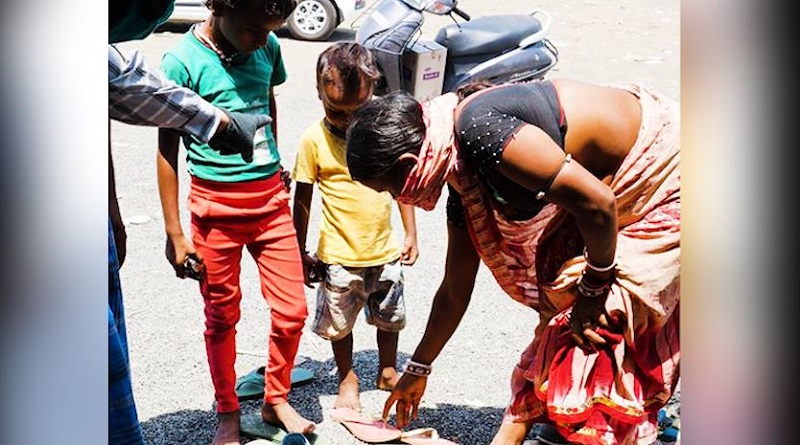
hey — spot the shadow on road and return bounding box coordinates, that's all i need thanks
[141,408,215,445]
[140,350,522,444]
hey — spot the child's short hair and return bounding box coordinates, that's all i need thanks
[316,42,381,94]
[205,0,297,19]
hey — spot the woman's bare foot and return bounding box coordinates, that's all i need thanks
[213,411,241,445]
[376,366,399,391]
[334,371,361,411]
[489,420,531,445]
[261,402,316,434]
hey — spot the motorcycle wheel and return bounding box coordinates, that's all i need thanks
[287,0,339,41]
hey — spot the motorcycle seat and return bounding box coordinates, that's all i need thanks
[435,14,543,58]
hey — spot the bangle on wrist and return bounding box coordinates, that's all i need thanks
[577,283,609,298]
[583,247,617,273]
[577,270,612,299]
[402,359,432,377]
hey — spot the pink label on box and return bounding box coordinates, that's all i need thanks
[423,72,440,80]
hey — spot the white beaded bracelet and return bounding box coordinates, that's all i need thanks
[583,247,617,273]
[403,359,432,377]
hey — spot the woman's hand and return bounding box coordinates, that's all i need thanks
[569,291,610,353]
[165,235,201,279]
[382,373,428,429]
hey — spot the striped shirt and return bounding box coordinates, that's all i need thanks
[108,44,223,142]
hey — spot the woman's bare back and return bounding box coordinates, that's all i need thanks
[551,79,642,183]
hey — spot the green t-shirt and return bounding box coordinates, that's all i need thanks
[161,29,287,182]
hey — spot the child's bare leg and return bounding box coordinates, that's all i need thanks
[332,332,361,410]
[489,420,534,445]
[212,411,241,445]
[376,329,399,390]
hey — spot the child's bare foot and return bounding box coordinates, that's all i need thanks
[376,366,399,391]
[213,411,241,445]
[334,372,361,411]
[261,402,316,434]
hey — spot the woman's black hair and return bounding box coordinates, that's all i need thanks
[346,91,425,181]
[205,0,297,19]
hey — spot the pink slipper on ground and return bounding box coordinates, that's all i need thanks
[330,407,458,445]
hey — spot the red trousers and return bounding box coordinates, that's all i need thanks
[188,173,307,413]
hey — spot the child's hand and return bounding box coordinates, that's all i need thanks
[301,251,323,288]
[165,235,204,279]
[400,236,419,266]
[280,168,292,193]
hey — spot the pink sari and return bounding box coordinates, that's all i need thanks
[450,84,680,445]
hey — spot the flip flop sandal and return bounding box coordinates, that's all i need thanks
[239,411,328,445]
[244,433,312,445]
[330,407,458,444]
[398,429,459,445]
[236,366,316,401]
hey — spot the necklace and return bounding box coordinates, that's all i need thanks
[323,119,347,140]
[192,24,240,68]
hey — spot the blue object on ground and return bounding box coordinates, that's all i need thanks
[657,407,680,442]
[282,433,311,445]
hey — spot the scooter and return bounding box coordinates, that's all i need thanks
[355,0,558,96]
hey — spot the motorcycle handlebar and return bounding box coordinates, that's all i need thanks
[452,7,470,20]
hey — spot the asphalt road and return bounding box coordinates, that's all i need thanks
[110,1,679,443]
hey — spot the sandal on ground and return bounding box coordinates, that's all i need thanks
[236,366,316,401]
[330,407,458,444]
[239,411,327,445]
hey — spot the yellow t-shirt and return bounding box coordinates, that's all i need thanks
[292,119,401,267]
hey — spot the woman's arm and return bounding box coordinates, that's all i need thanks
[383,221,481,427]
[497,125,617,349]
[497,125,617,281]
[410,221,481,364]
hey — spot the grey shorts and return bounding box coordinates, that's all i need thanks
[311,259,405,341]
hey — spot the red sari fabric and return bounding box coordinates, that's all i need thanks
[451,83,680,445]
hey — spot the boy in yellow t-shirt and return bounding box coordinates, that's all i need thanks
[292,42,418,412]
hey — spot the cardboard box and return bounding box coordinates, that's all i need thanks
[402,39,447,102]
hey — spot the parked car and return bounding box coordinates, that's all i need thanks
[168,0,366,41]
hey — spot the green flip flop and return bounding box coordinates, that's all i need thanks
[236,366,316,401]
[239,411,328,445]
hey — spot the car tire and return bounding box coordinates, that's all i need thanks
[287,0,339,41]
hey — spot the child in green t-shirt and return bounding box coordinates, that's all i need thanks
[157,1,314,443]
